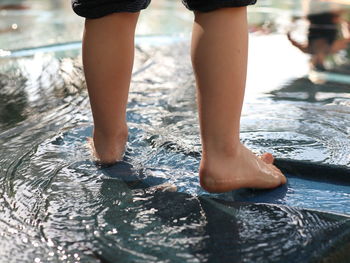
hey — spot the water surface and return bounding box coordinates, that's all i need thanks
[0,0,350,262]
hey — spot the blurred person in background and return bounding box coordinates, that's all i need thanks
[288,0,350,70]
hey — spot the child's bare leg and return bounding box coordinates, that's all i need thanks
[83,13,139,163]
[191,7,287,192]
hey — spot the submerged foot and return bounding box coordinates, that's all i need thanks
[199,143,287,193]
[88,129,128,165]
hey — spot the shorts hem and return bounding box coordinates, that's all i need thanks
[183,0,257,12]
[72,0,151,19]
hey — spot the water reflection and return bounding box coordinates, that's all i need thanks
[58,168,349,262]
[271,77,350,102]
[288,0,350,72]
[0,71,27,128]
[0,55,84,130]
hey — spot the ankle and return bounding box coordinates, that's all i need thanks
[202,140,241,160]
[93,125,128,143]
[91,126,128,164]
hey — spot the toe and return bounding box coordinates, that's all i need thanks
[270,164,287,184]
[273,165,282,174]
[267,163,281,174]
[280,173,287,184]
[260,153,274,164]
[267,164,287,184]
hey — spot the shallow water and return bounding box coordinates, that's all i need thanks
[1,40,350,262]
[1,0,350,262]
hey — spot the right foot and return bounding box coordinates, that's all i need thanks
[199,143,287,193]
[88,128,128,165]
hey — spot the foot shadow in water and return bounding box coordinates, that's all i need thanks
[232,183,288,204]
[99,161,168,190]
[90,162,350,263]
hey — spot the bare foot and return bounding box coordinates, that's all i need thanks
[87,129,128,164]
[199,143,287,193]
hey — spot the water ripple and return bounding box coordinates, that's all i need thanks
[0,42,349,262]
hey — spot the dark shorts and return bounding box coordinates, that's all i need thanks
[72,0,256,19]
